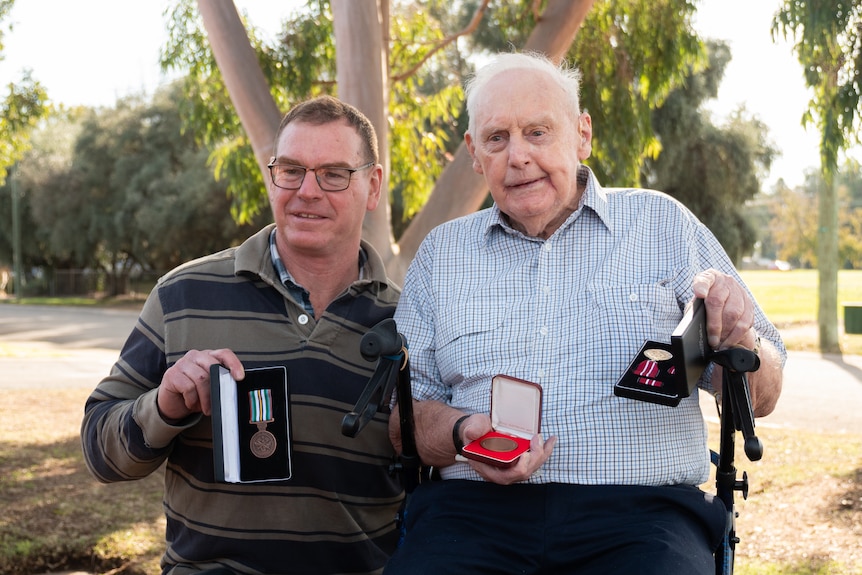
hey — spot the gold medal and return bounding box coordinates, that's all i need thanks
[480,436,519,452]
[249,389,277,459]
[644,348,673,361]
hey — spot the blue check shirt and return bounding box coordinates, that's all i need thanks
[394,166,785,486]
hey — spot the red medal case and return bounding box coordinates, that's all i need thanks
[461,375,542,468]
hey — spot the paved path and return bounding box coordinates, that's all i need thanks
[2,303,861,434]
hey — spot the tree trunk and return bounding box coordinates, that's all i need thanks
[331,0,396,265]
[197,0,282,177]
[817,168,841,353]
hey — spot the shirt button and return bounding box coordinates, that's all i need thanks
[543,286,551,295]
[539,326,549,336]
[298,314,310,325]
[537,369,546,378]
[629,293,638,302]
[543,242,552,252]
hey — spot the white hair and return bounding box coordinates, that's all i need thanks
[464,51,583,135]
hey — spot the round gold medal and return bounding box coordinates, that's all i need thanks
[644,348,673,361]
[250,429,277,459]
[480,436,519,453]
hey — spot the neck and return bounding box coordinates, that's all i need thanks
[281,246,360,318]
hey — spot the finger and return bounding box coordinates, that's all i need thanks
[699,272,733,348]
[207,348,245,381]
[691,269,717,299]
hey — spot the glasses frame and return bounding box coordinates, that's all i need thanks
[266,159,375,192]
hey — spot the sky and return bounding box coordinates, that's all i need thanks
[1,0,853,190]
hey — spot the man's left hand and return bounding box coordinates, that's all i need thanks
[692,268,758,352]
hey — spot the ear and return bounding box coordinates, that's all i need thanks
[577,112,593,161]
[365,164,383,211]
[464,132,484,174]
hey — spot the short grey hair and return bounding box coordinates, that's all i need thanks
[464,51,583,135]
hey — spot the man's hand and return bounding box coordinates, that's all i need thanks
[157,349,244,422]
[692,269,758,351]
[463,432,557,485]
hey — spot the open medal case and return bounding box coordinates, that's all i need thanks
[461,375,542,468]
[211,365,293,483]
[613,298,711,407]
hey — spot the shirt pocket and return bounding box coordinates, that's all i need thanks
[435,298,515,387]
[574,282,680,383]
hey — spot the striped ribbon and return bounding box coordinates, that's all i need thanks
[249,388,274,423]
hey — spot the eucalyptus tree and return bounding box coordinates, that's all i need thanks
[774,0,862,352]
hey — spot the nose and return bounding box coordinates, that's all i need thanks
[295,169,324,199]
[507,135,531,166]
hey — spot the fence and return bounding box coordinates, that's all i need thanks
[4,268,164,298]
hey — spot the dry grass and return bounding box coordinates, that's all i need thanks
[0,388,164,575]
[705,424,862,575]
[2,378,860,575]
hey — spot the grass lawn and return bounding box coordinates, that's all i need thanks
[740,270,862,355]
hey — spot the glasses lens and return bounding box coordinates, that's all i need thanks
[271,165,306,189]
[318,167,351,191]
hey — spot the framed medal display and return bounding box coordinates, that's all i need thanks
[211,364,292,483]
[613,298,710,407]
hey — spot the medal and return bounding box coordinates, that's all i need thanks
[249,388,277,459]
[480,436,519,452]
[644,348,673,361]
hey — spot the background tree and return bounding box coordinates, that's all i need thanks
[766,177,819,268]
[762,160,862,271]
[165,0,709,283]
[774,0,862,352]
[13,85,259,294]
[645,41,777,262]
[0,0,49,295]
[0,0,48,184]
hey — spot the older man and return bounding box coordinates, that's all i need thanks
[385,52,785,574]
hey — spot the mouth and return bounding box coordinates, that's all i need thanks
[292,212,325,219]
[506,176,545,190]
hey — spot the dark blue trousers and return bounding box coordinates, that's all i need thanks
[384,480,727,575]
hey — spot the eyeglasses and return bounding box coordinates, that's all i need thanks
[267,159,375,192]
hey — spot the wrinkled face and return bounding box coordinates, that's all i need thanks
[269,119,381,257]
[465,68,584,239]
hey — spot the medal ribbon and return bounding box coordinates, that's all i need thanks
[249,388,274,424]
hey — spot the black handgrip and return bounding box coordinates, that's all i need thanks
[360,318,403,361]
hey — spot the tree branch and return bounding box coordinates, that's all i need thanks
[391,0,490,82]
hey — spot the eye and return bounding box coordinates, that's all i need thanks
[282,166,305,177]
[322,168,349,182]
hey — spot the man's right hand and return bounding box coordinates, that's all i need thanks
[157,349,244,422]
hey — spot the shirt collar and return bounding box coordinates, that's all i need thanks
[269,228,367,287]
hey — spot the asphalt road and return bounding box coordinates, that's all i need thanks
[1,303,861,435]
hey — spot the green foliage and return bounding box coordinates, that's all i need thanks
[773,0,862,173]
[3,86,261,287]
[762,161,862,269]
[389,3,468,231]
[572,0,705,185]
[645,41,777,262]
[0,71,49,185]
